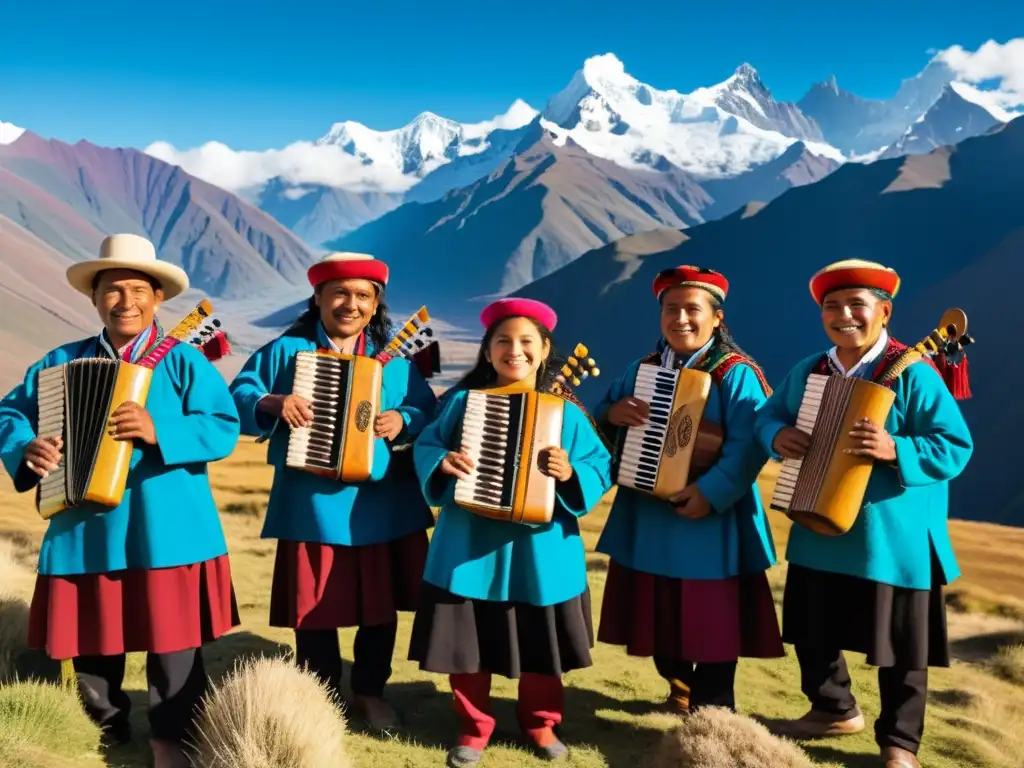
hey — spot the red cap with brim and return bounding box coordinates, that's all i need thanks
[653,265,729,303]
[307,252,389,288]
[480,298,558,332]
[810,259,900,305]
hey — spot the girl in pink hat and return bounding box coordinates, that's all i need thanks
[409,297,612,767]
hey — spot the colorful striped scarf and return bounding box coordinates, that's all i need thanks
[97,318,165,363]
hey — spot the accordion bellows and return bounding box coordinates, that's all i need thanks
[770,373,896,535]
[36,360,153,520]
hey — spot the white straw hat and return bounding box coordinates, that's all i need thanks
[66,234,190,299]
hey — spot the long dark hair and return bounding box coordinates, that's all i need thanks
[283,281,393,351]
[660,289,754,362]
[449,316,563,395]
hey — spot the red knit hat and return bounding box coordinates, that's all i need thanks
[307,252,389,288]
[652,265,729,303]
[810,259,900,305]
[480,298,558,332]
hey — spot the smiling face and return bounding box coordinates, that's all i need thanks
[659,285,722,355]
[821,287,891,350]
[92,269,164,346]
[315,278,380,341]
[485,316,551,388]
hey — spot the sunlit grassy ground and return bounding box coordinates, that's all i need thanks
[2,441,1024,767]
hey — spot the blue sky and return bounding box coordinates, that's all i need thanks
[0,0,1020,150]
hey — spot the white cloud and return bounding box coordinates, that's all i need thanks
[935,38,1024,109]
[143,139,420,194]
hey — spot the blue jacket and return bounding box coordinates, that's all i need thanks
[0,339,239,576]
[414,389,613,606]
[754,350,974,589]
[595,354,777,580]
[229,334,437,546]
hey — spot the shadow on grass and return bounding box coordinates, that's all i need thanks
[949,629,1024,663]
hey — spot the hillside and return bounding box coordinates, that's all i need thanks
[0,132,317,300]
[514,116,1024,524]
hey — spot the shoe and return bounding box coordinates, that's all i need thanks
[150,739,190,768]
[524,727,569,761]
[100,721,132,746]
[447,745,482,767]
[657,692,690,717]
[352,694,399,730]
[882,746,921,767]
[774,707,865,739]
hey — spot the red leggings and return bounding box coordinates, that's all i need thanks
[450,672,563,751]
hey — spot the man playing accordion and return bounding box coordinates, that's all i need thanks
[0,234,241,768]
[754,259,974,768]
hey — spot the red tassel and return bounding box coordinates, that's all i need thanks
[201,331,231,362]
[413,342,441,379]
[933,353,972,400]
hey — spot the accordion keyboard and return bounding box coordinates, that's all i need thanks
[618,365,677,493]
[454,391,524,513]
[286,351,349,472]
[771,372,828,509]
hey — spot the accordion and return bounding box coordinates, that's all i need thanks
[771,307,971,536]
[615,364,724,500]
[453,343,599,525]
[35,300,229,520]
[769,374,895,535]
[285,306,439,482]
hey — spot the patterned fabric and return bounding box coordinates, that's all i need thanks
[314,322,366,355]
[643,337,771,396]
[96,319,164,363]
[813,336,938,386]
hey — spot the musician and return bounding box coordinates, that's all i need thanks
[0,234,240,768]
[593,265,784,715]
[754,259,973,768]
[229,252,436,730]
[408,298,612,767]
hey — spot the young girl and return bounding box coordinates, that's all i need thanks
[755,259,973,768]
[229,252,437,730]
[595,265,784,715]
[409,297,612,767]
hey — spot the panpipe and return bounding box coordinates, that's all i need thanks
[35,300,228,520]
[285,351,382,481]
[615,364,723,500]
[453,384,565,525]
[771,307,970,536]
[284,307,438,481]
[453,343,600,524]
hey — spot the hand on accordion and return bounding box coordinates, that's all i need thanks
[23,435,63,478]
[374,410,404,441]
[668,484,711,520]
[538,446,573,483]
[440,451,474,480]
[260,394,314,429]
[772,426,812,460]
[605,396,650,427]
[107,402,157,445]
[845,418,897,462]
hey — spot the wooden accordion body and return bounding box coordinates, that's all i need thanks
[286,351,383,482]
[769,373,896,535]
[615,364,723,500]
[36,360,153,520]
[454,384,565,525]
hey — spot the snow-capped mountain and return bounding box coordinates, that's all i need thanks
[316,99,537,180]
[881,81,1008,158]
[0,121,25,145]
[539,54,842,179]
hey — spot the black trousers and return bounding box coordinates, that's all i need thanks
[653,655,738,711]
[796,645,927,754]
[74,648,206,744]
[295,622,397,697]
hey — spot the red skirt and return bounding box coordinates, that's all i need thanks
[27,554,240,659]
[268,529,428,630]
[598,560,784,663]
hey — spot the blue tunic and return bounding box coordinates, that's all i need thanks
[0,339,240,576]
[228,334,437,547]
[413,389,613,607]
[595,354,777,581]
[754,349,974,590]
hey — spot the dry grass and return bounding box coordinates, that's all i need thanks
[1,441,1024,768]
[190,656,351,768]
[991,644,1024,686]
[652,707,839,768]
[0,679,104,767]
